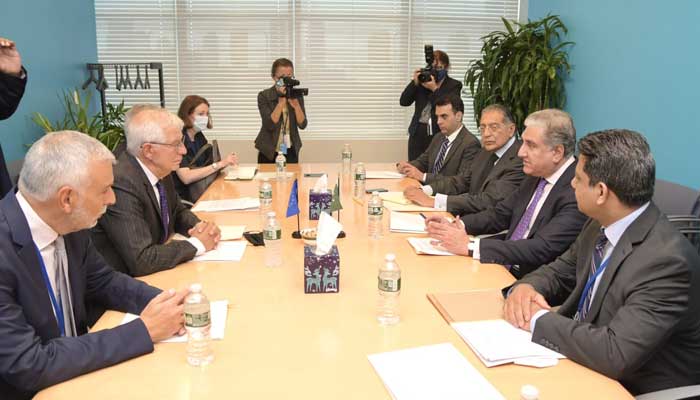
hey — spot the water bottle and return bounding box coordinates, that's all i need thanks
[520,385,540,400]
[259,178,273,228]
[263,211,282,267]
[275,152,287,180]
[342,143,352,174]
[368,191,383,239]
[184,283,214,366]
[354,162,366,198]
[377,253,400,325]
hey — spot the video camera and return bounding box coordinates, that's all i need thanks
[279,76,309,98]
[418,44,436,83]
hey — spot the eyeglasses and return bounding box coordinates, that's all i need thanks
[146,136,185,149]
[478,123,509,133]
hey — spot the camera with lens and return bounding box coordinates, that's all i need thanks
[279,76,309,98]
[418,44,436,83]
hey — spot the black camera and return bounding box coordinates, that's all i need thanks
[280,76,309,98]
[418,44,436,83]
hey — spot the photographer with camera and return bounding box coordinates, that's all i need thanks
[400,46,462,161]
[256,58,308,163]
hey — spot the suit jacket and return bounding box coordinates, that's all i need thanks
[517,204,700,395]
[434,140,525,215]
[409,126,481,182]
[462,160,587,279]
[0,191,160,400]
[0,68,27,198]
[400,75,462,138]
[92,152,201,276]
[255,86,308,161]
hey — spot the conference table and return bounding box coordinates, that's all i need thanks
[36,163,632,399]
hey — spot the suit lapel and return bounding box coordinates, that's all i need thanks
[529,160,576,236]
[508,176,539,235]
[439,128,465,168]
[480,140,521,192]
[125,153,166,223]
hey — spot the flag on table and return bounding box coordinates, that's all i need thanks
[330,181,343,213]
[286,179,300,217]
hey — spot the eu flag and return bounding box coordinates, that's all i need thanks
[286,179,300,217]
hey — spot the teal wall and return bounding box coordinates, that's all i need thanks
[529,0,700,189]
[0,0,97,163]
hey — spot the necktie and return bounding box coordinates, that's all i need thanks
[432,137,450,174]
[156,181,170,243]
[509,178,548,241]
[54,236,76,337]
[575,231,609,321]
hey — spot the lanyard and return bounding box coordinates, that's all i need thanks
[33,244,66,336]
[576,257,611,318]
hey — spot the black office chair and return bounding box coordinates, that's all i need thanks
[653,179,699,216]
[635,385,700,400]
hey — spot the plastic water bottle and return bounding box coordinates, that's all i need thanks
[275,152,287,180]
[263,211,282,267]
[377,253,400,325]
[259,178,273,227]
[354,162,366,198]
[520,385,540,400]
[342,143,352,174]
[368,191,383,239]
[185,283,213,366]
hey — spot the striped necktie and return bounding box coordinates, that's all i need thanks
[575,231,609,321]
[432,137,450,174]
[54,236,76,336]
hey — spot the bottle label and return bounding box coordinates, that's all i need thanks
[264,228,282,240]
[355,173,365,181]
[378,277,401,292]
[185,310,211,328]
[259,188,272,200]
[368,206,383,216]
[342,151,352,160]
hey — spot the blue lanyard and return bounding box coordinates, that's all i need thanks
[33,244,66,336]
[576,257,611,317]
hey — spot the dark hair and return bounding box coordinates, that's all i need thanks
[434,50,450,69]
[177,95,212,129]
[480,104,515,125]
[271,58,294,77]
[578,129,655,207]
[435,94,464,114]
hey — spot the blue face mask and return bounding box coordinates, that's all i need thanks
[436,69,447,82]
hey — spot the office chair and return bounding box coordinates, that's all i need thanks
[635,385,700,400]
[653,179,699,216]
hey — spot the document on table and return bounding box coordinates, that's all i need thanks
[219,225,246,241]
[379,191,412,205]
[121,300,229,343]
[390,211,426,233]
[407,237,455,256]
[365,170,405,179]
[254,171,295,180]
[224,166,258,180]
[194,241,247,262]
[451,319,565,368]
[368,342,505,400]
[191,197,260,212]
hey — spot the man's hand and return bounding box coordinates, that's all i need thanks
[397,161,423,181]
[0,38,22,76]
[421,75,438,92]
[404,186,433,207]
[140,288,189,342]
[188,221,221,251]
[288,97,301,110]
[412,68,422,86]
[425,216,469,256]
[504,284,551,331]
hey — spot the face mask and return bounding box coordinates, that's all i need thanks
[436,69,447,82]
[194,115,209,132]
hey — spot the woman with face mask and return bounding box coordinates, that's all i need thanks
[400,50,463,161]
[174,95,238,202]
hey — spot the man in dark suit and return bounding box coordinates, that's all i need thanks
[0,131,186,400]
[93,105,221,276]
[397,94,480,188]
[0,37,28,198]
[404,104,525,215]
[504,129,700,395]
[426,109,587,279]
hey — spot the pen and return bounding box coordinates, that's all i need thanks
[419,213,427,219]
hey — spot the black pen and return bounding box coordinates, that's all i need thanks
[419,213,427,219]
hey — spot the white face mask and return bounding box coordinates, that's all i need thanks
[194,115,209,131]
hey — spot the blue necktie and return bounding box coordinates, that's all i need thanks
[155,181,170,243]
[576,231,609,321]
[432,137,449,174]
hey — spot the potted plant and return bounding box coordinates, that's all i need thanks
[464,15,573,131]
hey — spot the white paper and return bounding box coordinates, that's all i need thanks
[379,191,412,205]
[390,212,427,233]
[219,225,246,241]
[254,171,295,180]
[366,170,405,179]
[121,300,229,343]
[191,197,260,212]
[312,174,328,192]
[383,201,437,212]
[315,212,342,255]
[451,319,565,368]
[224,166,257,180]
[194,241,247,262]
[407,237,455,256]
[367,343,505,400]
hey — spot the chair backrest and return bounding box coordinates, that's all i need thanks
[667,216,700,255]
[653,179,700,216]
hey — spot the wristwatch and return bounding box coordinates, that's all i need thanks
[211,162,218,170]
[467,238,476,257]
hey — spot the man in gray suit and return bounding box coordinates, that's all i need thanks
[504,129,700,395]
[397,94,480,185]
[404,104,525,215]
[93,106,221,276]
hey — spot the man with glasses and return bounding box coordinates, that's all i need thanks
[404,104,525,215]
[93,105,221,277]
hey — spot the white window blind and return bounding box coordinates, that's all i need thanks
[94,0,521,139]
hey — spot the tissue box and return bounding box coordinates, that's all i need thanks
[304,244,340,293]
[309,190,332,220]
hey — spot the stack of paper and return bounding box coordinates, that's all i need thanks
[254,171,295,180]
[407,237,454,256]
[390,212,426,233]
[368,343,505,400]
[219,225,246,241]
[224,166,258,180]
[194,241,247,262]
[191,197,260,212]
[366,170,405,179]
[379,191,412,205]
[451,319,565,367]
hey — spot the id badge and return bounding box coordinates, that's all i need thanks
[280,142,288,155]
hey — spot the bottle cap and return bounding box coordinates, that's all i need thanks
[385,253,396,262]
[267,211,276,218]
[520,384,539,400]
[189,283,202,293]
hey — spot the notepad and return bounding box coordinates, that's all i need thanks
[390,211,426,233]
[219,225,246,241]
[194,241,247,262]
[191,197,260,212]
[366,170,405,179]
[407,237,455,255]
[121,300,229,343]
[368,343,505,400]
[379,191,412,205]
[224,166,257,180]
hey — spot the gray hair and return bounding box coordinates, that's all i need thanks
[481,104,515,125]
[19,131,115,201]
[125,104,184,156]
[524,109,576,157]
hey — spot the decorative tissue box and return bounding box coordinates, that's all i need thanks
[309,190,332,220]
[304,244,340,294]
